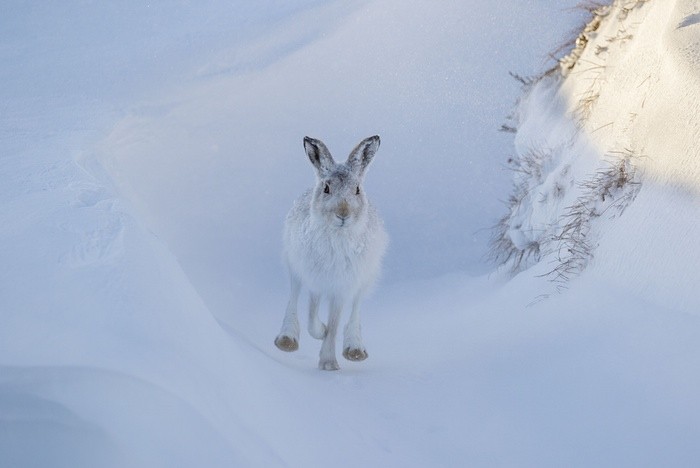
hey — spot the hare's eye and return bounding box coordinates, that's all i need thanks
[355,186,360,195]
[324,183,330,194]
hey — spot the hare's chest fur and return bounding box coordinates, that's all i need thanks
[284,192,386,297]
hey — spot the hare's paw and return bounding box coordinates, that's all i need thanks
[343,347,368,362]
[318,359,340,371]
[342,328,366,361]
[274,334,299,352]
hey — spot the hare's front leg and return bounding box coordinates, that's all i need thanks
[318,297,343,370]
[307,292,327,339]
[275,274,301,352]
[343,294,368,361]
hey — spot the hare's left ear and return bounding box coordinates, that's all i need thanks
[347,135,380,176]
[304,137,335,177]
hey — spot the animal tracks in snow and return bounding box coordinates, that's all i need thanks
[62,182,126,268]
[67,214,125,267]
[69,184,109,209]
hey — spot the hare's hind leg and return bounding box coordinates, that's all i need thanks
[318,297,343,370]
[343,293,368,361]
[308,292,327,339]
[275,274,301,352]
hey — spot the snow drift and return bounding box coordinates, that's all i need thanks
[496,0,700,311]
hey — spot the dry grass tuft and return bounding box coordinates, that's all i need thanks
[542,150,642,289]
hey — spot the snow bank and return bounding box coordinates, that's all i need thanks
[0,152,284,465]
[497,0,700,312]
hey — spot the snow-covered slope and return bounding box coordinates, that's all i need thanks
[2,0,700,466]
[498,0,700,311]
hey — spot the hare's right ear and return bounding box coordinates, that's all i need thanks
[304,137,334,176]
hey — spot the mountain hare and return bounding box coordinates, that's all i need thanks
[275,136,388,370]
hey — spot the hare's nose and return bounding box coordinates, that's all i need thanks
[336,201,350,219]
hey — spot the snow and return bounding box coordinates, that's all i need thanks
[2,1,700,467]
[502,0,700,310]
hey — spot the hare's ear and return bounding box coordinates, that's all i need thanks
[304,137,334,176]
[347,135,380,176]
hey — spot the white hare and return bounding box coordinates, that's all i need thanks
[275,135,388,370]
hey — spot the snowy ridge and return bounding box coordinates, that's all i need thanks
[497,0,700,310]
[0,151,284,466]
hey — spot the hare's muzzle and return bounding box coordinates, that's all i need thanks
[335,201,352,227]
[336,200,350,221]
